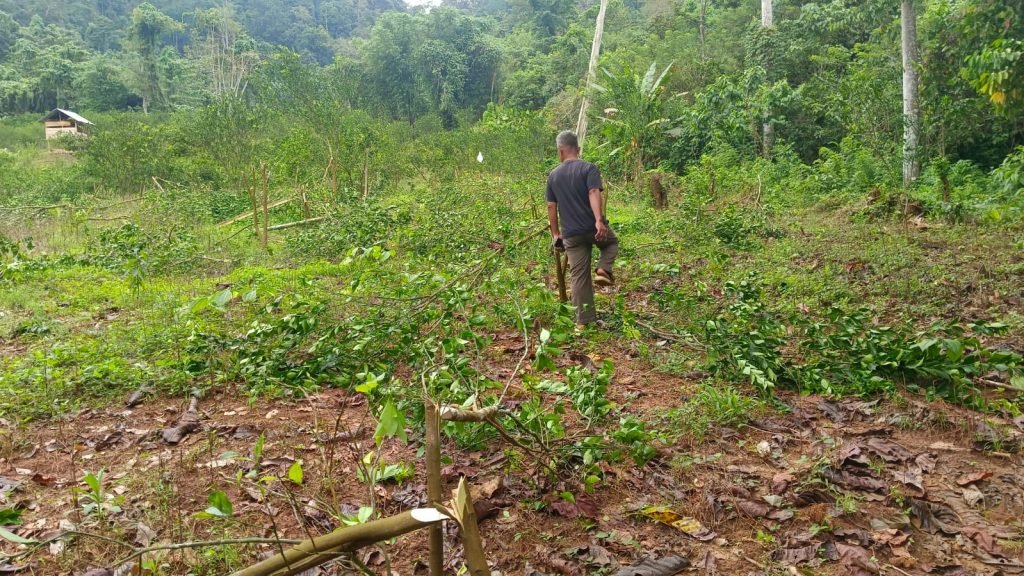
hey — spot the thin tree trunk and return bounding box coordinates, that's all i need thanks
[575,0,609,149]
[761,0,774,158]
[698,0,708,83]
[425,401,444,576]
[901,0,920,187]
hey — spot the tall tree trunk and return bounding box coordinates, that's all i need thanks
[698,0,708,84]
[761,0,774,158]
[901,0,920,187]
[575,0,609,150]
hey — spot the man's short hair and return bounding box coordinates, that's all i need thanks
[556,130,579,150]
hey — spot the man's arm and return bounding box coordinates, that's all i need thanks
[589,189,609,241]
[585,164,609,241]
[547,201,560,239]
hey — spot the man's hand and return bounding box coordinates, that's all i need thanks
[595,220,609,241]
[552,235,565,252]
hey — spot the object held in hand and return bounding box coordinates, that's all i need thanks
[553,237,565,251]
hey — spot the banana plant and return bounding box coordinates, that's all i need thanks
[594,61,674,182]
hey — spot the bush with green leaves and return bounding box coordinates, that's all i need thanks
[704,273,787,393]
[83,222,200,275]
[703,273,1022,406]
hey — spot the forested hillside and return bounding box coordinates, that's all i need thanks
[1,0,1024,574]
[1,0,1023,180]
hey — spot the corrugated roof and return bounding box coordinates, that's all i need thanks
[41,108,93,125]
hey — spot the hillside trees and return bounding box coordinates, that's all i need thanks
[189,5,260,98]
[125,2,183,112]
[362,8,501,126]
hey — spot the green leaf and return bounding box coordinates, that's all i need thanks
[205,490,233,518]
[83,471,101,495]
[944,339,964,362]
[357,506,373,523]
[355,380,378,395]
[0,526,35,544]
[288,461,304,485]
[0,508,22,526]
[374,401,407,444]
[211,289,233,309]
[190,298,210,314]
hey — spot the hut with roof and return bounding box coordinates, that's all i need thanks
[41,109,93,142]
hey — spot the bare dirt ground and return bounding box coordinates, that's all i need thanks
[1,333,1023,576]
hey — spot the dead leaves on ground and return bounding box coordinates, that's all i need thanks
[639,506,716,541]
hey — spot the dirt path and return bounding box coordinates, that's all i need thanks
[1,338,1023,575]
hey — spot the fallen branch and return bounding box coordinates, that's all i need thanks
[977,378,1024,394]
[0,203,71,212]
[228,508,449,576]
[266,216,328,232]
[218,197,294,227]
[114,537,304,568]
[633,319,706,350]
[91,196,144,212]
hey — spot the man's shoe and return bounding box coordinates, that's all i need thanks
[594,268,614,287]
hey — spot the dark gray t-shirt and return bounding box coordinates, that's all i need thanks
[545,159,605,238]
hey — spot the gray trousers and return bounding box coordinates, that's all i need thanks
[563,228,619,324]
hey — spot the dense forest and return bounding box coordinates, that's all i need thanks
[1,0,1024,574]
[1,0,1023,182]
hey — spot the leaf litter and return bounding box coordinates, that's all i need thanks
[3,370,1024,575]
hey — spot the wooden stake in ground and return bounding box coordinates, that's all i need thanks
[424,400,444,576]
[553,247,568,303]
[455,478,489,576]
[260,162,270,251]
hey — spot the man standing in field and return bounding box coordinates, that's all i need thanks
[546,130,619,327]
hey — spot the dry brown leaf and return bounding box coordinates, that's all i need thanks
[872,528,909,547]
[640,506,717,540]
[770,472,796,494]
[962,526,1004,557]
[695,550,717,575]
[955,471,992,486]
[735,499,770,518]
[962,485,984,508]
[839,444,870,466]
[891,469,924,494]
[909,499,959,535]
[472,476,505,500]
[772,545,820,565]
[835,543,879,576]
[864,438,914,463]
[611,556,690,576]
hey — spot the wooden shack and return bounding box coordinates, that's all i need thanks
[41,109,93,141]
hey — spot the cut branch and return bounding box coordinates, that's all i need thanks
[439,405,499,422]
[217,197,294,227]
[228,509,449,576]
[266,217,328,231]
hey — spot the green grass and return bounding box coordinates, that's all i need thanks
[1,161,1022,423]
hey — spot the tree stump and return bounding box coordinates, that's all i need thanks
[650,172,667,210]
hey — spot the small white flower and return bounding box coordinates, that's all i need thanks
[476,151,484,163]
